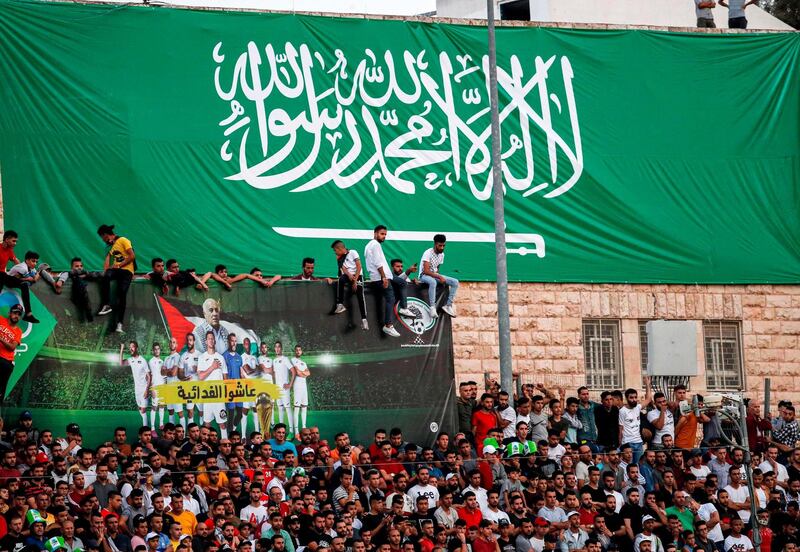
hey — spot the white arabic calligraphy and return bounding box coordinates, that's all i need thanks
[213,41,582,201]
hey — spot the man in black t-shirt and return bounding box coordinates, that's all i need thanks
[0,513,25,552]
[619,488,645,546]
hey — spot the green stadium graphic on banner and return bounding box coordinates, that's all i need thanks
[0,0,799,283]
[0,291,57,397]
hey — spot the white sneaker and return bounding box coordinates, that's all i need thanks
[334,304,347,314]
[442,305,457,317]
[115,323,124,333]
[398,307,415,318]
[361,319,369,331]
[98,305,113,316]
[382,325,400,337]
[429,306,439,318]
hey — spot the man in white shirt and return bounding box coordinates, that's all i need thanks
[646,393,674,447]
[240,337,259,435]
[363,225,414,337]
[723,467,751,524]
[148,343,167,429]
[407,467,439,510]
[618,378,652,464]
[332,240,368,331]
[197,331,229,439]
[164,337,184,430]
[418,234,459,318]
[180,332,201,425]
[758,445,789,487]
[289,345,311,432]
[272,341,294,432]
[122,341,151,427]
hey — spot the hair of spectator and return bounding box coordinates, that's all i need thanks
[374,225,387,233]
[3,230,18,240]
[302,257,314,266]
[96,224,115,236]
[433,234,446,243]
[24,250,39,261]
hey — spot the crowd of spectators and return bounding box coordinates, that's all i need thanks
[0,379,796,552]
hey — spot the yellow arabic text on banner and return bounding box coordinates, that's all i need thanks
[153,379,282,404]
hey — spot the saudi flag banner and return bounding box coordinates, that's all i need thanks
[0,291,57,398]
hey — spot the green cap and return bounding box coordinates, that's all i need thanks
[45,536,67,552]
[26,509,46,526]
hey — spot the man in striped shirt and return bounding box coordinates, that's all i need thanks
[419,234,459,318]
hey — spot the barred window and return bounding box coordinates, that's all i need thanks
[638,321,649,375]
[703,321,744,390]
[582,320,623,389]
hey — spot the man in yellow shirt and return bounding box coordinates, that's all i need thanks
[96,224,136,333]
[166,493,197,536]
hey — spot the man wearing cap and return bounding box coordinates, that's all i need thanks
[559,511,589,552]
[145,531,161,552]
[0,303,24,400]
[634,515,663,552]
[25,510,48,549]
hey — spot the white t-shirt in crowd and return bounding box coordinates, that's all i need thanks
[341,249,360,277]
[697,502,723,543]
[499,406,517,439]
[723,534,753,552]
[723,484,751,523]
[646,408,674,444]
[419,248,444,275]
[619,404,643,444]
[757,460,789,483]
[407,483,439,510]
[364,239,390,282]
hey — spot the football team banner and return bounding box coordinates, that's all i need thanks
[2,281,456,445]
[1,0,799,283]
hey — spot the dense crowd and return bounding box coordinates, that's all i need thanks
[0,380,795,552]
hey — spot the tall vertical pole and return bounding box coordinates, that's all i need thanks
[739,399,762,552]
[486,0,513,394]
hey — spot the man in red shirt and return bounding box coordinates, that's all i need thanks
[0,304,24,399]
[0,232,38,324]
[457,491,483,527]
[472,520,499,552]
[471,394,500,455]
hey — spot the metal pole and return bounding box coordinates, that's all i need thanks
[486,0,513,394]
[738,399,762,552]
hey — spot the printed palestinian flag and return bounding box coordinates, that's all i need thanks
[154,295,260,351]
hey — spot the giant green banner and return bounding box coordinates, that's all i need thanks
[1,0,799,283]
[3,281,455,445]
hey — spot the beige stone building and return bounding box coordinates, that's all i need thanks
[452,282,800,407]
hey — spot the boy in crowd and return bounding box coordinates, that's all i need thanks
[0,231,39,323]
[419,234,458,318]
[331,240,368,331]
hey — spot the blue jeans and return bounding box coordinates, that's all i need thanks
[420,274,459,307]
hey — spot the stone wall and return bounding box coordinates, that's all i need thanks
[452,282,800,407]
